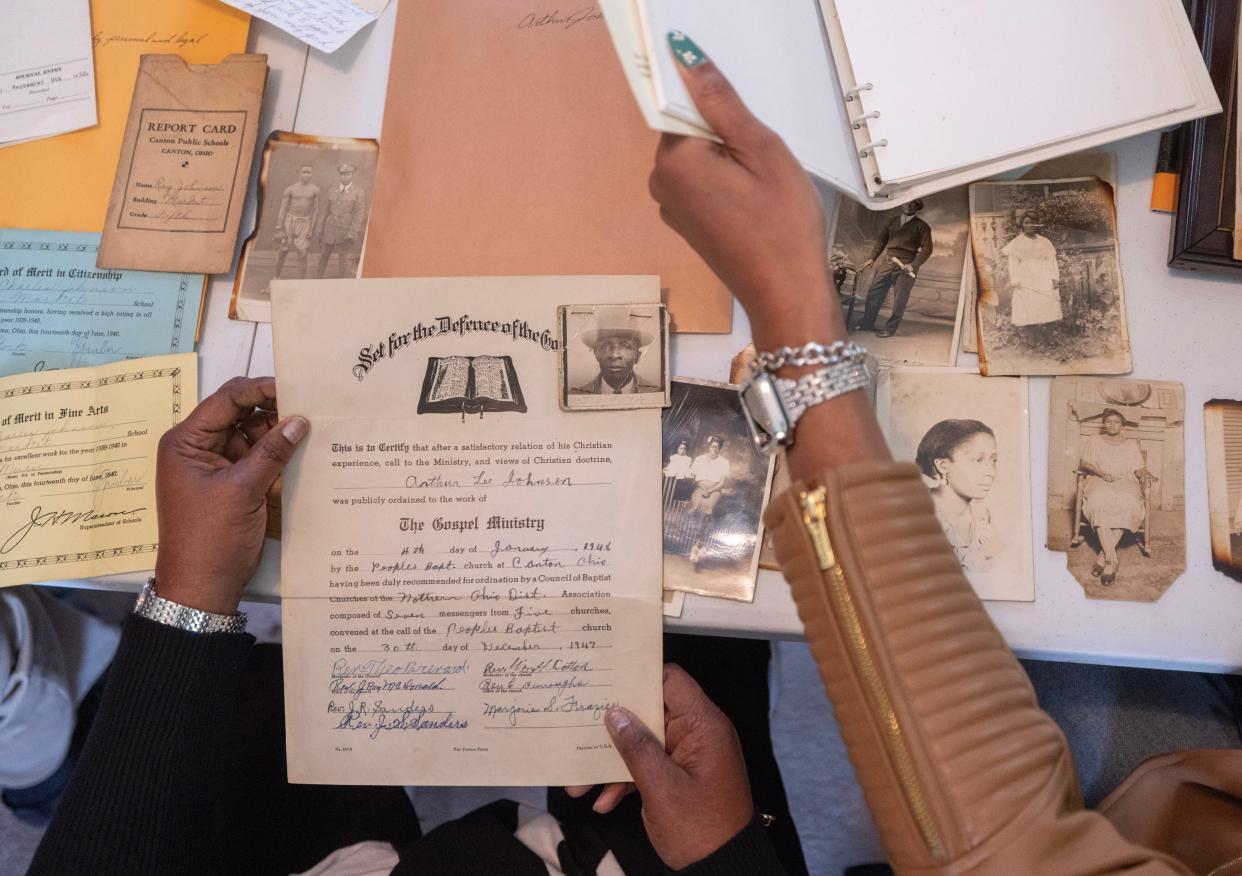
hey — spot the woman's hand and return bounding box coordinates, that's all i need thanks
[154,376,308,615]
[649,35,841,350]
[603,664,754,870]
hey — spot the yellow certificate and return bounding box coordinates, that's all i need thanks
[0,353,196,586]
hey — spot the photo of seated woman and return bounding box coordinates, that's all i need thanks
[1047,377,1186,602]
[877,368,1034,602]
[660,379,775,602]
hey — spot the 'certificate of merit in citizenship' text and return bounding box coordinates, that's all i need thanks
[272,276,663,786]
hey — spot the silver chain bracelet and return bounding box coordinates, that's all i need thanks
[749,340,868,374]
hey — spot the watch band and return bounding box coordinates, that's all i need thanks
[740,345,870,452]
[132,579,248,635]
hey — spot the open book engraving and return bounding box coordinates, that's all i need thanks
[417,355,527,418]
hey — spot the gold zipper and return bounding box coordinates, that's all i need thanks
[799,487,948,863]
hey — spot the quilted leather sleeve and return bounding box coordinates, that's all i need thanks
[764,461,1188,875]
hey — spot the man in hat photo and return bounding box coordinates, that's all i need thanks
[317,162,368,279]
[571,309,662,394]
[853,198,934,338]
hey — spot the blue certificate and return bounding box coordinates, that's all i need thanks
[0,229,203,377]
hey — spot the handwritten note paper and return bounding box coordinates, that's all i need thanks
[1,0,98,148]
[221,0,390,54]
[0,353,196,588]
[273,276,664,787]
[98,54,267,274]
[0,230,202,378]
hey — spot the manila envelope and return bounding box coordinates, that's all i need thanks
[98,53,268,274]
[0,0,251,233]
[362,0,732,334]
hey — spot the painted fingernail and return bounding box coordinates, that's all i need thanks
[605,707,631,734]
[668,31,707,68]
[281,416,309,444]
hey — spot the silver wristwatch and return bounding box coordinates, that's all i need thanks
[739,341,870,452]
[133,579,248,635]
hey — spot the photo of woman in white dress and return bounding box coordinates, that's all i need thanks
[1077,408,1152,586]
[916,419,1001,572]
[1001,211,1062,339]
[687,436,731,567]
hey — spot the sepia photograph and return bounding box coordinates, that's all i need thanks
[876,368,1034,602]
[1203,399,1242,582]
[230,132,379,323]
[829,186,969,366]
[1048,377,1185,601]
[970,177,1131,376]
[559,303,669,411]
[661,378,776,602]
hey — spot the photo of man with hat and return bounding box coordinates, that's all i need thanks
[852,198,933,338]
[317,162,368,279]
[571,308,663,395]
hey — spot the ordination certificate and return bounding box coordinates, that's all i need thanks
[272,276,664,786]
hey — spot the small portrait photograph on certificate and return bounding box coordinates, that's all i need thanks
[661,378,776,602]
[876,368,1034,602]
[559,303,669,411]
[829,185,969,367]
[969,177,1131,376]
[231,132,379,323]
[1047,377,1185,602]
[1203,399,1242,583]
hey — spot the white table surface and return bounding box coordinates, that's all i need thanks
[49,9,1242,675]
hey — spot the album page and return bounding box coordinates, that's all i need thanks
[272,276,664,786]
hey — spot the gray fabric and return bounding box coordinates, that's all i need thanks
[0,588,119,788]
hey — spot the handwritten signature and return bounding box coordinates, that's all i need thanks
[517,6,602,30]
[2,504,147,554]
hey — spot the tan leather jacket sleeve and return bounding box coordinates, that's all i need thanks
[763,461,1189,875]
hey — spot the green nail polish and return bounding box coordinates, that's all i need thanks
[668,31,707,68]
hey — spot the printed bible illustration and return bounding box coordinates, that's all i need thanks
[417,355,526,417]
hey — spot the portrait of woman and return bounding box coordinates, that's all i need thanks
[916,419,1001,573]
[1078,408,1151,585]
[687,435,731,567]
[1001,211,1062,334]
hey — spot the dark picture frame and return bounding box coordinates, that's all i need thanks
[1168,0,1240,274]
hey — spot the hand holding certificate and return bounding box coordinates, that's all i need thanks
[272,276,664,786]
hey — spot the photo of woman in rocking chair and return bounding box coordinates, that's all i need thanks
[1074,408,1154,586]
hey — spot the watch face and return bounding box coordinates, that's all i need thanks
[740,374,789,451]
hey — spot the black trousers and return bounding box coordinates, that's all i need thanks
[220,636,808,875]
[857,263,916,333]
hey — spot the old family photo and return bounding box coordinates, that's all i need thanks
[877,369,1034,602]
[661,379,775,602]
[560,303,669,411]
[831,188,969,366]
[1202,400,1242,582]
[970,177,1131,376]
[1047,377,1185,602]
[231,134,379,322]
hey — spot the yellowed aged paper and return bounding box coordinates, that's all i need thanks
[0,352,196,587]
[1204,400,1242,581]
[98,54,268,274]
[272,276,664,786]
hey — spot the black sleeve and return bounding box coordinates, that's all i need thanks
[28,615,254,876]
[669,818,787,875]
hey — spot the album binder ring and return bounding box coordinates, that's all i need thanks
[858,139,887,158]
[844,82,873,102]
[850,110,880,129]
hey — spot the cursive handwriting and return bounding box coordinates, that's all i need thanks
[2,504,147,554]
[517,7,602,30]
